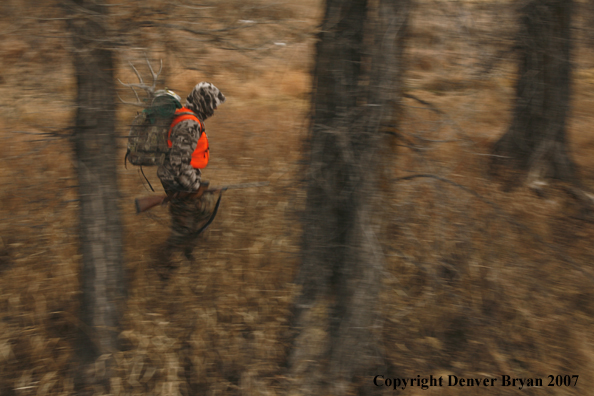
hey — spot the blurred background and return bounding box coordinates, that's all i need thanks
[1,0,594,395]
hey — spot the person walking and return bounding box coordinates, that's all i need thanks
[156,82,225,273]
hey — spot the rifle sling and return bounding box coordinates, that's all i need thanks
[193,192,224,237]
[140,165,155,192]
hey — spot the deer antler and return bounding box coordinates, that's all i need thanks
[117,57,163,107]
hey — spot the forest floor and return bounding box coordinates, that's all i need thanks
[1,0,594,395]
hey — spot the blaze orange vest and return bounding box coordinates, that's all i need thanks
[167,107,209,169]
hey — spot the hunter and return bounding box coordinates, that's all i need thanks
[157,82,226,267]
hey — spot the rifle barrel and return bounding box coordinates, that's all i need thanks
[134,181,269,214]
[208,181,269,191]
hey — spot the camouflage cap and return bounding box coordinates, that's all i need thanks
[185,82,226,121]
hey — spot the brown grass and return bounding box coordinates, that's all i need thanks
[2,0,594,395]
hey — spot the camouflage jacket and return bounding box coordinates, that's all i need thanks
[157,118,203,192]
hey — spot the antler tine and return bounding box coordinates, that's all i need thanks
[129,61,145,86]
[119,81,154,92]
[118,57,164,107]
[145,56,163,91]
[116,91,146,107]
[118,78,142,101]
[118,79,142,101]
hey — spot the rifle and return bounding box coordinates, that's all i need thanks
[134,181,270,214]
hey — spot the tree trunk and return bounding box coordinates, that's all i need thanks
[66,1,125,392]
[288,0,410,394]
[491,0,575,185]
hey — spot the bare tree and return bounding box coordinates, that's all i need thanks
[287,0,411,394]
[60,0,311,392]
[491,0,575,187]
[65,0,125,392]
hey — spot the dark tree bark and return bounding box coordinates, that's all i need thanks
[66,0,125,392]
[492,0,575,185]
[287,0,410,394]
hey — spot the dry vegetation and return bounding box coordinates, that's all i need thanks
[2,0,594,395]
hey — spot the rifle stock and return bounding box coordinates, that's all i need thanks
[135,195,167,214]
[134,181,269,214]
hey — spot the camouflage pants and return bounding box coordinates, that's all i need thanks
[165,191,219,255]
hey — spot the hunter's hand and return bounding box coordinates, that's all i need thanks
[194,181,210,198]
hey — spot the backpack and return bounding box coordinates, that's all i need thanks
[124,90,190,167]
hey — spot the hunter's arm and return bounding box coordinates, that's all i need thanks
[167,119,202,191]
